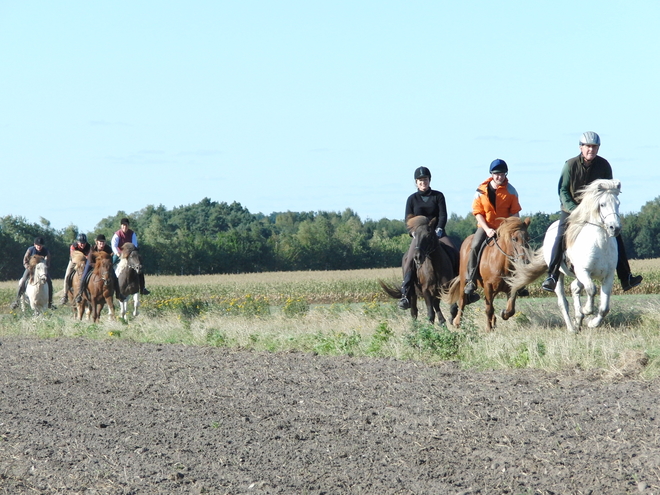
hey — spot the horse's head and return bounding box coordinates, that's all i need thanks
[573,179,622,237]
[406,216,438,268]
[92,252,114,286]
[121,242,143,274]
[496,217,531,263]
[29,256,48,285]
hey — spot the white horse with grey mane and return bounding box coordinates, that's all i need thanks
[508,179,622,332]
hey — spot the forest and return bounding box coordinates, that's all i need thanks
[2,195,660,281]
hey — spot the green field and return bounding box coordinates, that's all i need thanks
[1,260,659,378]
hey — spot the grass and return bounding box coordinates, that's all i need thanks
[2,261,660,378]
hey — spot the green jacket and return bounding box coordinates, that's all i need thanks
[558,154,613,212]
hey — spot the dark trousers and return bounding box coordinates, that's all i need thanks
[466,228,488,283]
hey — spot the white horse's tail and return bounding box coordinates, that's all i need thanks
[506,246,548,293]
[441,276,461,305]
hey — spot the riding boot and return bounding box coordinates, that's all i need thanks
[398,270,414,310]
[139,273,150,295]
[464,248,479,295]
[47,278,56,309]
[10,274,28,309]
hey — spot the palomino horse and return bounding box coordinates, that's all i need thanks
[115,242,142,319]
[21,255,49,315]
[380,216,458,324]
[84,251,116,322]
[446,216,531,331]
[69,251,90,320]
[508,179,622,332]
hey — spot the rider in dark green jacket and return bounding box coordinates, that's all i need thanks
[542,131,642,292]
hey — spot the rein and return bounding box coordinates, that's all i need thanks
[486,234,525,263]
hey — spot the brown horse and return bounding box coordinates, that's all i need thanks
[84,251,116,322]
[380,216,458,324]
[446,216,530,331]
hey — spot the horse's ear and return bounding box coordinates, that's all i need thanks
[614,179,621,192]
[523,217,531,226]
[429,217,438,230]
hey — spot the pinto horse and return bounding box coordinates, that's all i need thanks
[446,216,531,331]
[21,255,49,315]
[380,216,458,324]
[508,179,622,332]
[84,251,116,322]
[115,242,142,319]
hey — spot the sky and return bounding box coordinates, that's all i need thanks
[1,1,659,234]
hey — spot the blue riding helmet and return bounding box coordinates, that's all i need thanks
[489,159,508,174]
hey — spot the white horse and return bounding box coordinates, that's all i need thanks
[509,179,622,332]
[22,257,49,315]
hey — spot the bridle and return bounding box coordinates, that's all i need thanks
[486,232,527,263]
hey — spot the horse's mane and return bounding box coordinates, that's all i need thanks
[71,251,86,266]
[406,215,430,231]
[92,251,112,274]
[121,242,136,258]
[566,179,621,246]
[28,255,45,269]
[496,216,527,241]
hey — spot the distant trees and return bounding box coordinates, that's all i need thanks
[0,195,658,280]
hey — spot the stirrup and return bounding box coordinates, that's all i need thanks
[397,297,410,310]
[541,276,557,292]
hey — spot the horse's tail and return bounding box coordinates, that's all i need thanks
[505,247,547,293]
[379,280,402,300]
[441,276,461,305]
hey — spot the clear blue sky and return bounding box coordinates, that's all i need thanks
[1,1,658,233]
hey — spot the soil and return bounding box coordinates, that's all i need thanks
[1,337,659,495]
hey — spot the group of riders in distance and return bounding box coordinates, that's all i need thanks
[10,131,645,324]
[10,218,150,312]
[394,131,642,318]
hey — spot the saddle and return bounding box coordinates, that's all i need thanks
[437,236,460,276]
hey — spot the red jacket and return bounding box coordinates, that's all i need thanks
[472,178,522,229]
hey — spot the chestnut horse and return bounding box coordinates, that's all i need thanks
[380,216,458,324]
[84,251,116,322]
[446,216,530,331]
[69,251,90,320]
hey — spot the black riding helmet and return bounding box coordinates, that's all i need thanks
[414,166,431,180]
[77,233,87,244]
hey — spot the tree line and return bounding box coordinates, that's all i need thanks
[1,195,659,281]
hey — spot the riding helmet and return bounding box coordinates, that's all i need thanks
[580,131,600,146]
[489,159,508,174]
[78,233,87,243]
[96,234,106,242]
[414,166,432,180]
[33,237,45,246]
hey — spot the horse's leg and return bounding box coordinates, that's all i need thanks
[569,278,585,331]
[432,297,445,326]
[574,270,596,316]
[133,293,140,317]
[423,291,435,324]
[483,285,496,331]
[553,274,576,332]
[105,295,116,320]
[500,288,518,321]
[588,275,614,328]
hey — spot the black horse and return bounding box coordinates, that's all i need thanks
[380,216,459,324]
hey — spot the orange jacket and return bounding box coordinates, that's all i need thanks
[472,178,522,229]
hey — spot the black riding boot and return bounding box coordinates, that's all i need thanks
[464,248,479,295]
[139,273,150,295]
[398,270,414,310]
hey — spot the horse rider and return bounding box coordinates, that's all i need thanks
[74,234,125,304]
[398,166,460,310]
[111,217,150,295]
[464,159,525,298]
[60,233,91,305]
[10,237,55,310]
[541,131,643,292]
